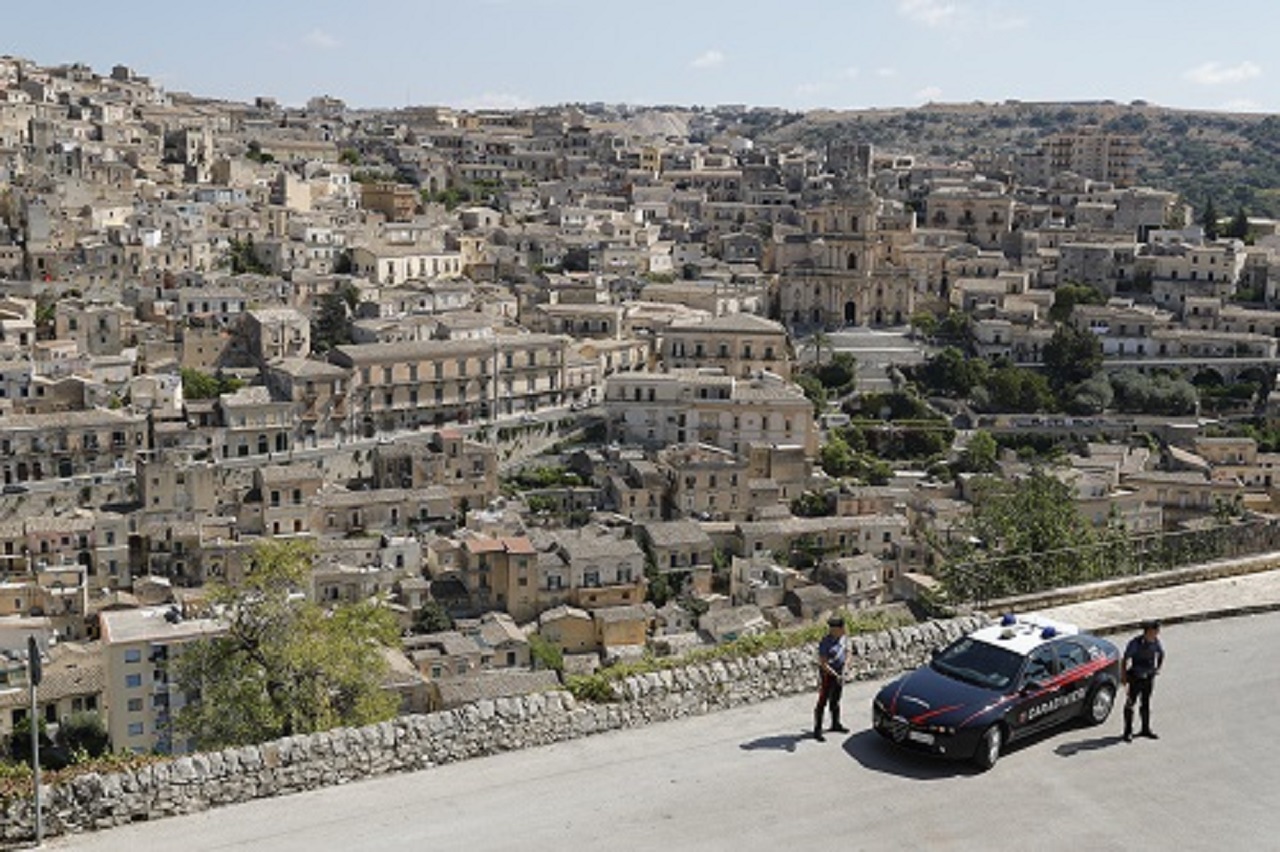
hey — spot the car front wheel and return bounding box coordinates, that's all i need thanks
[973,725,1003,771]
[1084,684,1116,726]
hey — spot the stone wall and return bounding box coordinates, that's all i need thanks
[0,615,987,844]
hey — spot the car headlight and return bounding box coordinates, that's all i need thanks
[923,724,955,736]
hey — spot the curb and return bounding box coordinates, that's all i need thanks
[1088,600,1280,637]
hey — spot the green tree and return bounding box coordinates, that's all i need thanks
[936,311,974,346]
[819,432,856,477]
[1201,197,1220,240]
[57,712,110,760]
[181,368,243,400]
[181,367,218,400]
[909,310,938,340]
[1048,282,1106,323]
[813,353,857,394]
[981,365,1055,412]
[917,346,988,398]
[1226,206,1250,241]
[795,373,828,414]
[412,600,453,634]
[791,490,833,517]
[944,469,1100,599]
[173,540,400,750]
[810,331,830,366]
[1042,324,1102,391]
[1065,373,1114,415]
[528,633,564,673]
[958,429,999,473]
[312,283,360,353]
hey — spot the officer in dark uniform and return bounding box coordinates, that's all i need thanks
[813,616,849,741]
[1122,619,1165,742]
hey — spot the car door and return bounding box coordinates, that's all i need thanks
[1012,643,1063,735]
[1051,639,1097,720]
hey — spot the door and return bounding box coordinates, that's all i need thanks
[1013,644,1063,735]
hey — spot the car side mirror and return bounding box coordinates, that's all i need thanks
[1022,679,1045,694]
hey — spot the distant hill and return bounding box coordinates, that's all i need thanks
[754,101,1280,217]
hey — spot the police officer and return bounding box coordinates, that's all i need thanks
[1122,619,1165,742]
[813,615,850,741]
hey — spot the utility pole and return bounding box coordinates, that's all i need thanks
[28,634,43,846]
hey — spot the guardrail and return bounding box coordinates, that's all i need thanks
[939,518,1280,609]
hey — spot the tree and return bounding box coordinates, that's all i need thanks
[943,469,1101,600]
[1065,373,1114,415]
[412,600,453,634]
[1042,324,1102,391]
[810,331,830,366]
[1201,197,1220,240]
[917,346,988,398]
[981,365,1055,413]
[958,429,999,474]
[1226,206,1250,241]
[173,540,400,750]
[791,490,833,517]
[813,352,857,394]
[312,283,360,354]
[57,712,110,760]
[1049,283,1106,323]
[909,310,938,340]
[181,368,243,400]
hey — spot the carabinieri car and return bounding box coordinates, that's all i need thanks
[872,614,1121,770]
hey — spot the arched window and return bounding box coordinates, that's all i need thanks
[847,252,858,271]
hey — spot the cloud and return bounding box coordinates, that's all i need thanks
[690,49,725,70]
[915,85,944,102]
[1183,61,1261,86]
[302,29,339,49]
[457,92,535,111]
[841,67,860,80]
[897,0,958,27]
[875,67,898,78]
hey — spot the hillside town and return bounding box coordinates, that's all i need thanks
[2,55,1280,757]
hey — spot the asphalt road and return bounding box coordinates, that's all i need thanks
[51,613,1280,852]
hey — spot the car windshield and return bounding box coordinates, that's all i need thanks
[931,637,1025,691]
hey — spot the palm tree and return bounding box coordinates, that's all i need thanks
[811,330,830,366]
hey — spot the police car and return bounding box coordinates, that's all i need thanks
[872,614,1121,770]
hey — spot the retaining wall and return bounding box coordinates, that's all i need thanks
[1,615,987,843]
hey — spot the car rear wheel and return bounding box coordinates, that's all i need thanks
[973,725,1003,771]
[1084,684,1115,726]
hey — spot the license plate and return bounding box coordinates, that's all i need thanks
[908,731,935,745]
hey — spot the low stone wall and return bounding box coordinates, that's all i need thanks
[0,615,986,844]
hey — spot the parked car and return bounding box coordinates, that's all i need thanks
[872,614,1121,770]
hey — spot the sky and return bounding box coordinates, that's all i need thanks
[4,0,1278,114]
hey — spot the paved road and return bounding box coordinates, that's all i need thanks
[52,613,1280,852]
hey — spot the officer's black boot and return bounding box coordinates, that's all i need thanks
[1122,707,1134,742]
[1139,706,1157,739]
[813,708,825,741]
[830,709,849,734]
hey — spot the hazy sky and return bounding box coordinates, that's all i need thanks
[5,0,1276,113]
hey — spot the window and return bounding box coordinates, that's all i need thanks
[125,673,142,688]
[127,698,143,712]
[1023,646,1058,682]
[124,649,141,664]
[1057,641,1092,672]
[127,722,144,737]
